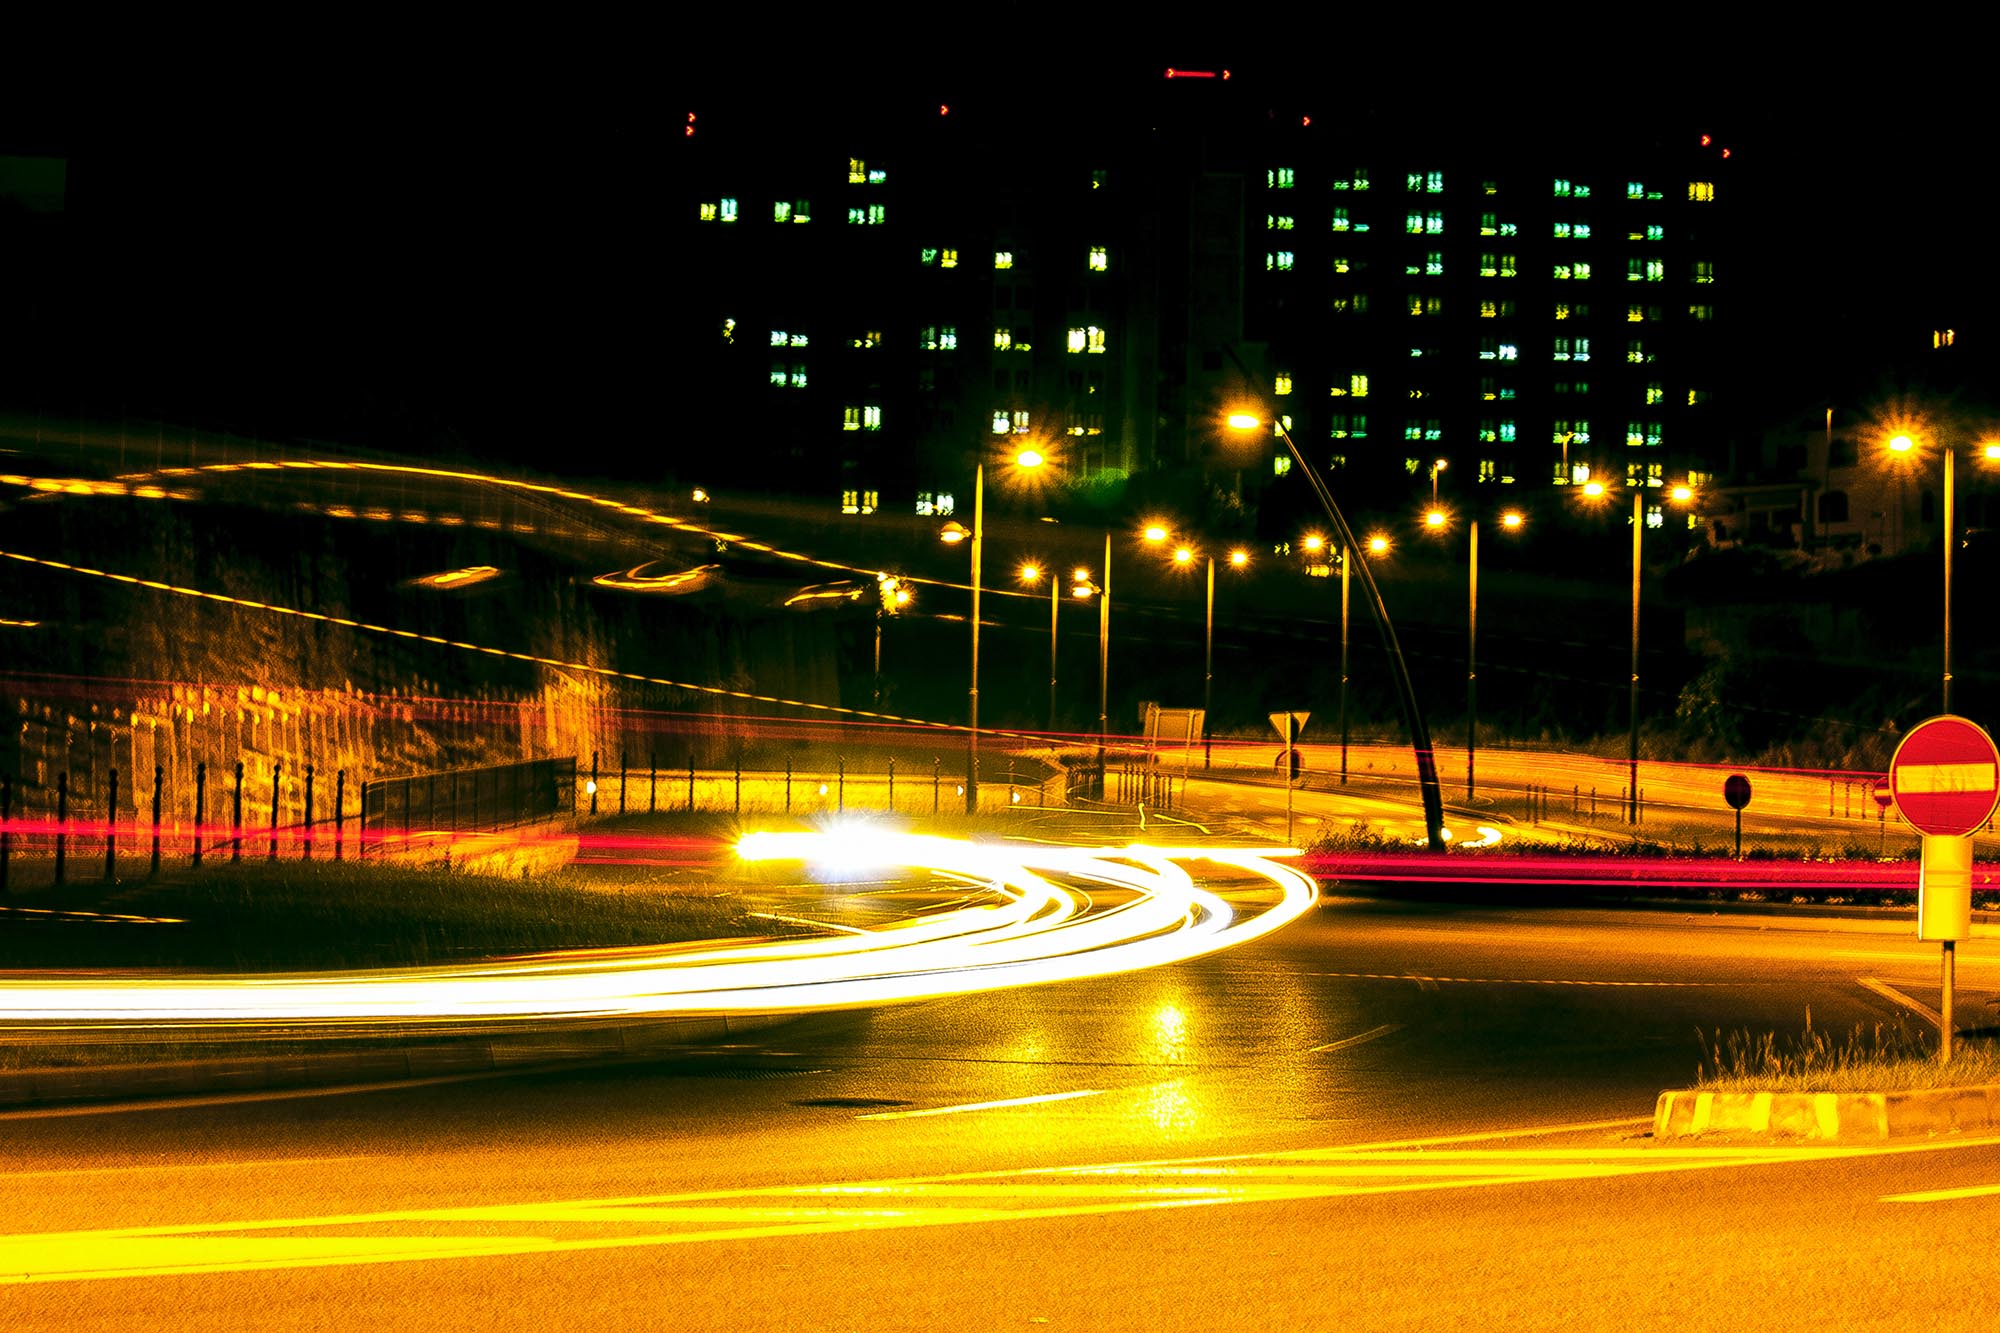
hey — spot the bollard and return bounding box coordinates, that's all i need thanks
[1,774,10,894]
[270,761,282,860]
[150,765,163,877]
[688,753,695,812]
[194,762,207,867]
[650,748,658,814]
[106,767,119,881]
[334,769,346,862]
[785,759,792,814]
[734,761,741,815]
[232,761,244,863]
[56,771,69,885]
[1590,786,1596,818]
[888,758,895,812]
[303,765,315,860]
[1572,784,1579,815]
[933,757,940,815]
[619,749,627,815]
[837,757,845,813]
[589,751,599,816]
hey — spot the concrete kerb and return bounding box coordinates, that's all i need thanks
[0,1012,802,1111]
[1654,1082,2000,1142]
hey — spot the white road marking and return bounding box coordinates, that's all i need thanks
[1308,1023,1403,1054]
[1884,1181,2000,1203]
[856,1089,1103,1120]
[0,1068,541,1122]
[1857,977,1942,1028]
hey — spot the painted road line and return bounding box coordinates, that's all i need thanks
[1858,976,1942,1028]
[18,1126,2000,1286]
[1883,1181,2000,1204]
[1284,971,1730,988]
[0,1156,377,1182]
[1308,1024,1403,1054]
[0,1068,549,1122]
[856,1090,1104,1120]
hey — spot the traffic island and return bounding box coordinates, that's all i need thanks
[1654,1083,2000,1141]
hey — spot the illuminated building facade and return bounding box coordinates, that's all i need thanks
[674,81,1733,529]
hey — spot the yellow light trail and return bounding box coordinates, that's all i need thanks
[0,830,1316,1026]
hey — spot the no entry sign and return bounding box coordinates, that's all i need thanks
[1889,715,2000,837]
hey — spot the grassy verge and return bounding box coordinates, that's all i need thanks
[1694,1013,2000,1092]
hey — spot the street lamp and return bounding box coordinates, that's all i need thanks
[1068,561,1109,770]
[1223,361,1449,851]
[1159,537,1250,768]
[1582,481,1696,823]
[1423,505,1525,801]
[1019,562,1059,731]
[1885,428,2000,713]
[947,447,1045,815]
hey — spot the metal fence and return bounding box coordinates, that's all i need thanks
[360,757,575,846]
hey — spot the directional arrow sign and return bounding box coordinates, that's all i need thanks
[1889,715,2000,838]
[1268,712,1310,739]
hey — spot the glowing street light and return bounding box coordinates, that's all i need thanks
[952,446,1050,813]
[1020,562,1060,730]
[1881,425,2000,712]
[1424,507,1526,800]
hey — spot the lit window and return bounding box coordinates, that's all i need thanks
[841,488,859,513]
[1407,295,1442,316]
[1066,328,1086,354]
[1626,181,1646,200]
[1689,303,1715,321]
[1088,246,1108,271]
[1331,207,1352,232]
[1087,326,1106,354]
[1091,169,1108,190]
[920,325,958,351]
[1011,410,1030,434]
[940,248,958,268]
[1404,211,1443,234]
[848,158,867,184]
[992,412,1011,435]
[1327,373,1370,398]
[1405,170,1443,193]
[994,328,1012,351]
[866,168,886,185]
[1275,373,1293,396]
[1403,419,1441,441]
[1329,168,1370,191]
[1268,214,1296,230]
[847,205,885,225]
[698,202,718,222]
[1692,260,1715,284]
[793,200,811,223]
[1267,251,1295,271]
[1426,251,1444,276]
[773,201,792,223]
[1554,420,1591,446]
[1688,387,1709,406]
[770,363,786,387]
[1554,178,1591,198]
[1646,224,1664,241]
[1405,457,1422,474]
[1332,256,1352,275]
[1268,167,1296,189]
[1329,413,1368,439]
[864,406,882,430]
[1478,459,1497,482]
[843,407,862,432]
[1331,293,1370,314]
[1689,181,1716,202]
[1273,454,1292,476]
[715,198,737,223]
[921,247,938,266]
[994,251,1014,269]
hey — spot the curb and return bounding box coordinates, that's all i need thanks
[1654,1082,2000,1141]
[0,1013,800,1111]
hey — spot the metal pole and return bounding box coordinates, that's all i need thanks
[650,748,658,813]
[270,761,281,860]
[589,750,598,816]
[1467,519,1479,802]
[194,762,206,867]
[688,752,695,812]
[1629,492,1642,824]
[232,761,243,863]
[334,769,345,862]
[1285,714,1296,844]
[1048,574,1059,733]
[1340,548,1350,785]
[303,764,315,859]
[968,462,982,815]
[1943,941,1957,1063]
[1204,555,1215,770]
[1,775,11,895]
[150,765,162,876]
[1098,532,1111,769]
[105,767,118,881]
[1943,444,1954,713]
[619,749,627,815]
[55,771,67,884]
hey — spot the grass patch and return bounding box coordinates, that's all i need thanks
[0,856,807,973]
[1694,1011,2000,1091]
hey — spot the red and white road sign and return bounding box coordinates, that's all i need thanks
[1889,715,2000,837]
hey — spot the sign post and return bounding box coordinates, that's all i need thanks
[1722,773,1752,860]
[1888,715,2000,1062]
[1872,777,1894,855]
[1269,711,1309,844]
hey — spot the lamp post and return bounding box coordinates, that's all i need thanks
[1020,562,1059,732]
[1887,431,2000,712]
[1425,506,1524,801]
[944,448,1044,816]
[1162,541,1249,768]
[1224,362,1448,851]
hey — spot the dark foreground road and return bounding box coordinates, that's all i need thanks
[5,897,1997,1329]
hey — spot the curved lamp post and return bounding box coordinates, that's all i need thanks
[1224,347,1447,850]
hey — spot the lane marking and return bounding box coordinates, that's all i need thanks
[1282,971,1731,988]
[855,1089,1104,1120]
[1884,1182,2000,1204]
[22,1116,1998,1286]
[1308,1024,1403,1054]
[0,1156,376,1182]
[0,1068,552,1122]
[1858,977,1942,1029]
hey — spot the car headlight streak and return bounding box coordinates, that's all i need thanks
[0,832,1314,1026]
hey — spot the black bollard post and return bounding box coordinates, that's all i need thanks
[888,758,895,812]
[105,767,119,881]
[150,765,163,877]
[619,749,627,815]
[933,757,940,815]
[785,759,792,814]
[838,757,845,813]
[734,761,741,815]
[334,769,346,862]
[688,753,695,812]
[55,771,68,885]
[303,765,315,860]
[650,748,657,814]
[589,751,599,816]
[232,761,244,863]
[194,762,207,867]
[1,775,10,895]
[269,761,282,861]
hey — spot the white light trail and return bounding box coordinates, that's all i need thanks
[0,831,1316,1027]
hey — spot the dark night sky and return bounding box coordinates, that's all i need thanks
[4,36,1992,475]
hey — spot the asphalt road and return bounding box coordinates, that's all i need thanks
[5,897,1997,1329]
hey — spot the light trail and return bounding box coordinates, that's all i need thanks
[0,830,1316,1027]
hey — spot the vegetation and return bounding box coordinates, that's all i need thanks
[1694,1012,2000,1092]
